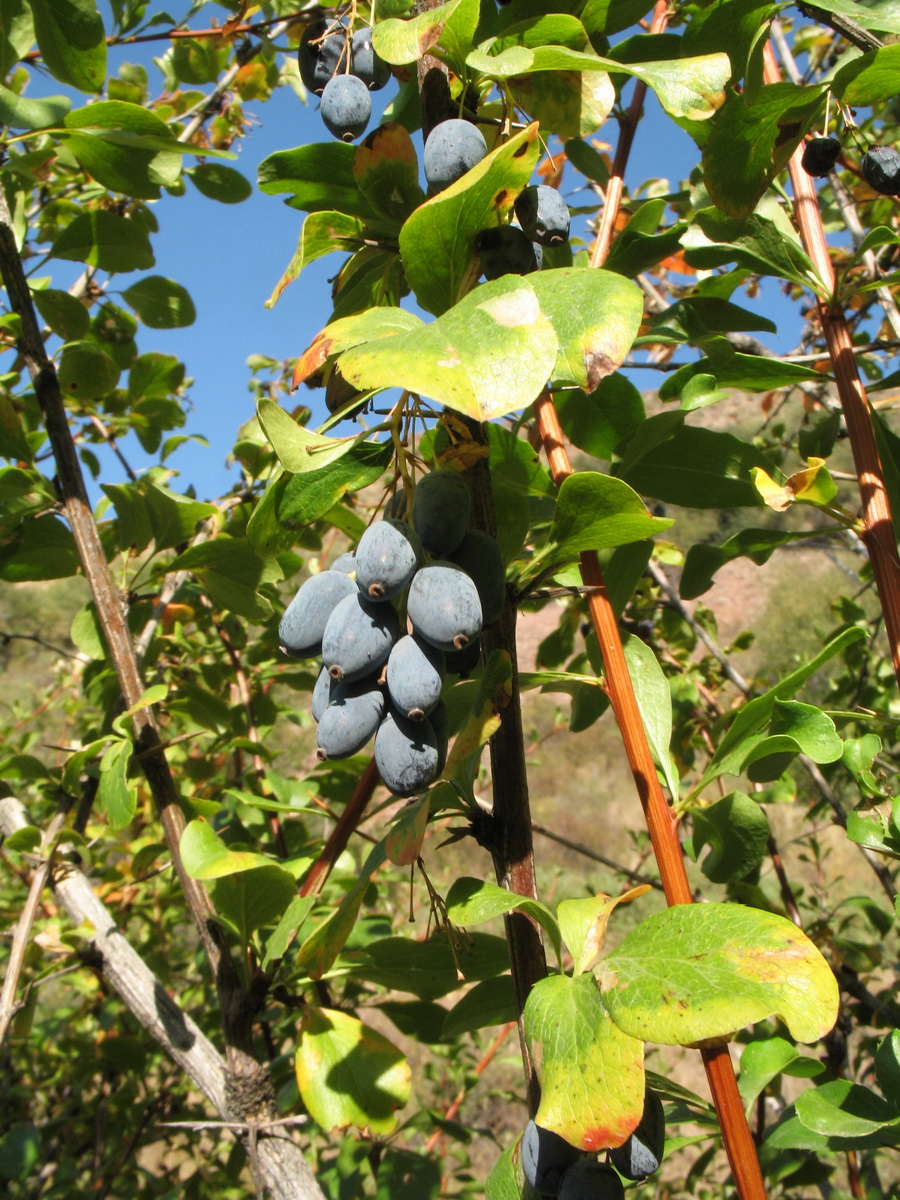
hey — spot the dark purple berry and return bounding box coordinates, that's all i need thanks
[298,19,346,96]
[350,28,390,90]
[478,226,540,279]
[515,184,571,245]
[801,137,840,178]
[862,145,900,196]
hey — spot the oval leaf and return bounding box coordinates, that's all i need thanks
[295,1006,411,1134]
[598,902,840,1045]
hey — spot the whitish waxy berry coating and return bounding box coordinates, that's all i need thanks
[279,570,357,659]
[407,563,482,652]
[412,469,471,556]
[375,708,440,796]
[608,1088,666,1181]
[515,184,571,245]
[298,19,345,95]
[320,74,371,142]
[386,634,445,720]
[321,591,399,682]
[448,529,506,626]
[423,119,487,192]
[351,27,391,90]
[521,1121,581,1196]
[316,680,386,760]
[478,225,540,279]
[355,518,421,600]
[558,1161,625,1200]
[862,145,900,195]
[801,136,841,178]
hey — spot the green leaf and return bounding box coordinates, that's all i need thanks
[509,67,615,140]
[693,627,865,793]
[740,700,843,782]
[541,472,672,566]
[50,210,155,273]
[31,0,107,92]
[445,876,563,966]
[557,890,648,976]
[702,83,825,219]
[278,440,392,528]
[211,865,297,941]
[297,842,388,980]
[738,1036,825,1114]
[875,1030,900,1106]
[485,1140,521,1200]
[441,977,517,1039]
[795,1081,900,1140]
[525,973,645,1150]
[624,634,678,798]
[98,738,134,830]
[0,82,70,129]
[372,0,464,63]
[258,141,375,217]
[354,122,424,223]
[266,211,367,308]
[598,902,840,1044]
[32,287,90,340]
[340,269,641,421]
[186,162,251,203]
[170,537,282,620]
[683,204,819,290]
[295,306,423,383]
[0,513,79,581]
[680,527,823,599]
[57,340,120,401]
[661,352,826,400]
[618,53,731,121]
[179,819,275,879]
[800,0,900,36]
[581,0,654,37]
[295,1006,411,1135]
[121,276,195,328]
[399,121,541,316]
[683,792,770,883]
[833,43,900,105]
[616,417,779,508]
[0,0,36,78]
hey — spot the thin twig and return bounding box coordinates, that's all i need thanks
[0,802,72,1045]
[531,822,664,890]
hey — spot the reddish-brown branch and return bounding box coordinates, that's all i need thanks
[764,42,900,689]
[299,760,380,898]
[531,10,768,1192]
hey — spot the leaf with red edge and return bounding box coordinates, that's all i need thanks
[525,973,645,1151]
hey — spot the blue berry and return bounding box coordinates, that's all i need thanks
[320,74,371,142]
[423,119,487,192]
[515,185,570,245]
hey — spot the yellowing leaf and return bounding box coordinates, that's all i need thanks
[598,903,840,1046]
[525,974,645,1150]
[295,1006,411,1134]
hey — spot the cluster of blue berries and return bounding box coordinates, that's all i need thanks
[521,1090,665,1198]
[279,470,506,796]
[298,18,390,142]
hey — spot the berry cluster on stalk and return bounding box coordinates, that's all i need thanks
[279,469,507,797]
[298,18,390,142]
[520,1089,666,1198]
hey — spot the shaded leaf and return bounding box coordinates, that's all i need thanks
[296,1006,410,1135]
[51,210,155,272]
[683,792,770,883]
[186,162,251,203]
[738,1036,825,1114]
[32,0,106,92]
[445,875,562,966]
[121,276,196,328]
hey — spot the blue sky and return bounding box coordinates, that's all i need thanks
[51,6,807,502]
